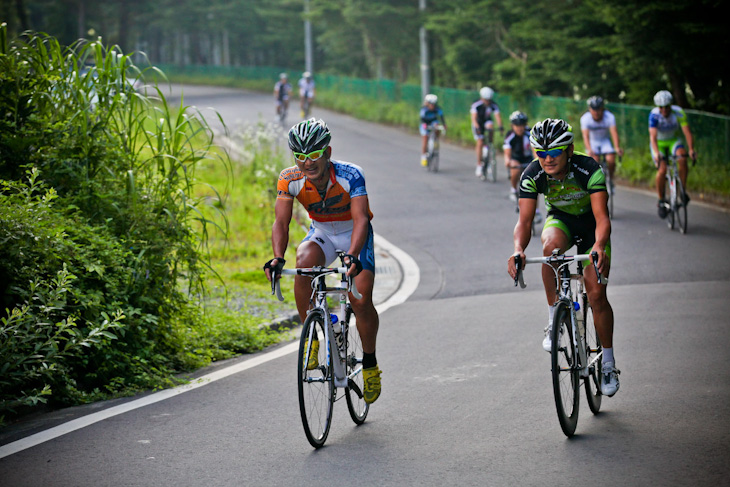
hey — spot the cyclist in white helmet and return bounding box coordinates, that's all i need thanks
[297,71,316,116]
[470,86,503,176]
[419,93,446,166]
[264,118,382,404]
[580,96,623,195]
[648,90,696,218]
[507,118,619,397]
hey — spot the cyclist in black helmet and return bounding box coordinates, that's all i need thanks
[507,118,620,397]
[264,118,382,404]
[580,96,623,195]
[503,111,536,209]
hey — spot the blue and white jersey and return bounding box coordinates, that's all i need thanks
[648,105,688,141]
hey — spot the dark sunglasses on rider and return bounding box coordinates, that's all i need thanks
[536,146,567,159]
[293,147,327,163]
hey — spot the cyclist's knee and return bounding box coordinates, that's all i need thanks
[541,229,568,255]
[296,241,325,267]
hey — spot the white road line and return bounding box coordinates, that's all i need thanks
[0,233,419,459]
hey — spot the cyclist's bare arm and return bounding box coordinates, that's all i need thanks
[589,191,611,274]
[266,197,294,281]
[681,124,696,159]
[509,197,537,279]
[495,112,503,130]
[470,111,479,129]
[581,128,594,156]
[346,195,371,277]
[609,125,623,156]
[649,127,661,162]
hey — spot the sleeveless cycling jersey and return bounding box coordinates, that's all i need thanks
[503,128,533,165]
[277,159,373,234]
[470,99,499,127]
[519,153,606,217]
[580,110,616,152]
[648,105,688,141]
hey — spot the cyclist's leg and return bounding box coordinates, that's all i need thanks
[473,127,484,168]
[653,142,670,200]
[541,216,572,306]
[350,225,378,355]
[295,226,331,321]
[578,237,613,349]
[673,141,689,190]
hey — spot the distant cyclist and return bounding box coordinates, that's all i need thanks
[274,73,292,119]
[503,111,536,205]
[298,71,316,117]
[649,90,697,219]
[507,118,619,397]
[470,86,503,177]
[580,96,623,195]
[420,93,446,166]
[264,118,382,404]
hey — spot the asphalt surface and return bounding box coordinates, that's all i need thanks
[1,85,729,486]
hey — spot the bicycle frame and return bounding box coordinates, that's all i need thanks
[274,266,363,389]
[515,250,605,377]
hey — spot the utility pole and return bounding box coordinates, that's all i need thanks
[304,0,313,74]
[419,0,430,99]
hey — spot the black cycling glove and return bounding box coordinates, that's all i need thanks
[343,254,363,275]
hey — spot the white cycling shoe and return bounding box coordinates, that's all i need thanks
[600,361,621,397]
[542,325,553,352]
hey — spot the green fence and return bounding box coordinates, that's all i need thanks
[157,64,729,173]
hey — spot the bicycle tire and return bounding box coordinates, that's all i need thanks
[665,176,675,230]
[676,177,688,234]
[489,147,497,182]
[582,293,602,414]
[551,302,580,437]
[345,315,369,424]
[298,312,334,448]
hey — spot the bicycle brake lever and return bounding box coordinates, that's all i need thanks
[590,251,606,285]
[349,277,362,300]
[274,276,285,302]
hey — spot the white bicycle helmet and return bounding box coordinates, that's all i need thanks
[424,93,438,104]
[279,72,288,80]
[288,118,331,153]
[529,118,574,150]
[302,71,311,79]
[479,86,494,100]
[654,90,673,107]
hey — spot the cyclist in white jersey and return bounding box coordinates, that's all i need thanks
[297,72,315,116]
[580,96,623,194]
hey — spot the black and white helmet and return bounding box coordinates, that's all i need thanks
[587,96,604,109]
[529,118,574,150]
[288,118,331,153]
[509,110,528,126]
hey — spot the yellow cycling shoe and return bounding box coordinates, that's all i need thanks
[420,155,428,167]
[305,339,319,370]
[362,366,382,404]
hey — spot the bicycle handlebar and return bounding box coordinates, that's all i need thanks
[513,251,606,288]
[271,267,362,302]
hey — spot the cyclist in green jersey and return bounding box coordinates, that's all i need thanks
[507,118,619,397]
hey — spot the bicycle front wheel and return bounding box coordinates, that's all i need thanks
[298,312,334,448]
[665,176,675,230]
[551,303,580,437]
[582,294,602,414]
[345,319,370,424]
[488,146,497,182]
[676,177,688,234]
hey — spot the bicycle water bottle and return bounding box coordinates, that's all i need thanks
[331,313,344,355]
[573,301,585,340]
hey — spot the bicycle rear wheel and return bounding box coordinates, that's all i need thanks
[345,317,369,424]
[551,303,580,437]
[676,177,688,234]
[298,312,334,448]
[582,293,602,414]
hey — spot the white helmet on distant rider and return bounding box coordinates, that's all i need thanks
[424,94,438,105]
[302,71,311,79]
[653,90,673,107]
[479,86,494,100]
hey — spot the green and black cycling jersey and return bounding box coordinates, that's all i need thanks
[518,152,606,218]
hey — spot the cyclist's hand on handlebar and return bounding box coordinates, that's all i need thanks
[590,245,607,275]
[343,254,363,277]
[263,257,286,282]
[508,251,526,281]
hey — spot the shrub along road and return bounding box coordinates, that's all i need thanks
[1,85,730,486]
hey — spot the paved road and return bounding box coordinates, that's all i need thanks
[1,85,729,486]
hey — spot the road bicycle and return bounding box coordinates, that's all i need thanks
[513,248,604,437]
[272,253,368,448]
[301,95,312,119]
[480,127,497,182]
[277,101,288,125]
[659,154,689,234]
[594,149,617,219]
[425,124,444,173]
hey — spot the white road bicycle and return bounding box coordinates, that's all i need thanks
[660,154,689,234]
[272,253,368,448]
[514,249,605,437]
[425,124,444,173]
